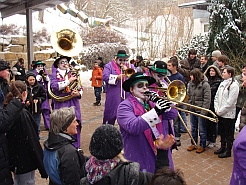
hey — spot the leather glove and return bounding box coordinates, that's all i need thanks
[154,99,172,115]
[144,91,160,102]
[38,70,44,75]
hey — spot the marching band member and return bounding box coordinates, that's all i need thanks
[117,72,177,173]
[147,61,178,169]
[50,56,83,149]
[33,61,51,130]
[102,50,131,125]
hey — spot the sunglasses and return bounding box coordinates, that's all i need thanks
[119,59,129,62]
[136,82,149,88]
[59,60,68,65]
[157,74,165,78]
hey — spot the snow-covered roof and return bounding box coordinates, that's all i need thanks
[178,0,208,8]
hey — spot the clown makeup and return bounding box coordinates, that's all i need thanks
[58,59,68,70]
[209,68,216,77]
[36,64,44,71]
[116,58,128,66]
[152,72,165,82]
[130,80,149,101]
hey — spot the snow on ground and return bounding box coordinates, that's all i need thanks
[80,69,93,88]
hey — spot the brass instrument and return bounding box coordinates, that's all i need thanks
[49,28,83,102]
[148,80,218,123]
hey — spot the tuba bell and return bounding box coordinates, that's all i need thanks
[50,28,83,57]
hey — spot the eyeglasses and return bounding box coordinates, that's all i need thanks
[59,60,68,65]
[136,82,149,88]
[119,59,129,62]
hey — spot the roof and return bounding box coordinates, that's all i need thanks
[178,0,208,8]
[0,0,70,19]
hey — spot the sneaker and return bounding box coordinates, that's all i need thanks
[196,147,205,153]
[187,145,196,151]
[208,143,216,148]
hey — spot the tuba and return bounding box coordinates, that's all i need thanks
[49,28,83,102]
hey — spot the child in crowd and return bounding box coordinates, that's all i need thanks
[25,71,46,136]
[90,61,103,106]
[149,167,187,185]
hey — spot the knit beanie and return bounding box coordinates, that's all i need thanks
[26,71,36,79]
[89,125,123,160]
[212,50,221,58]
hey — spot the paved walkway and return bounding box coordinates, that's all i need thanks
[36,88,234,185]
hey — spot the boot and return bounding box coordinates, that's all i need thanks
[214,141,226,155]
[218,150,231,158]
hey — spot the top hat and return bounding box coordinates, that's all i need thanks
[53,56,71,68]
[33,61,46,68]
[115,50,129,58]
[123,72,156,92]
[148,60,168,76]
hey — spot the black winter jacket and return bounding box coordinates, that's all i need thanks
[6,108,47,178]
[80,161,153,185]
[13,63,26,81]
[26,82,46,114]
[44,132,87,185]
[0,99,25,185]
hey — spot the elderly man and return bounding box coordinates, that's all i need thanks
[50,56,83,148]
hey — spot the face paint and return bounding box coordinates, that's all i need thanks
[58,59,68,70]
[36,65,44,71]
[131,80,149,100]
[152,72,165,82]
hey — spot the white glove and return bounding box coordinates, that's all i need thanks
[36,75,42,81]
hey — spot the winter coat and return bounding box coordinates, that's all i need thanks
[0,77,9,109]
[13,63,26,81]
[214,78,239,119]
[0,99,24,185]
[230,125,246,185]
[6,108,47,177]
[43,132,87,185]
[117,95,178,173]
[235,74,246,108]
[187,78,211,115]
[204,65,223,111]
[80,161,152,185]
[91,67,102,87]
[26,82,46,115]
[177,57,201,84]
[239,101,246,130]
[201,62,209,73]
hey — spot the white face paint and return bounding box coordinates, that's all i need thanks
[58,59,68,70]
[151,72,165,82]
[36,65,44,72]
[131,80,149,101]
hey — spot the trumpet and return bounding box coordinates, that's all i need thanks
[148,80,218,123]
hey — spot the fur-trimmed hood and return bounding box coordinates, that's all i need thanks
[204,65,222,78]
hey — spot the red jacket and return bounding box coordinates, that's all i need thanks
[91,67,102,87]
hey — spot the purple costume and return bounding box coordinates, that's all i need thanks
[117,94,178,173]
[102,60,127,125]
[34,68,51,129]
[230,126,246,184]
[50,66,82,149]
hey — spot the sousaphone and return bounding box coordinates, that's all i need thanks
[49,28,83,102]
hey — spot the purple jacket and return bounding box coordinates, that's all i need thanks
[230,126,246,185]
[33,69,50,110]
[117,95,178,173]
[102,60,127,124]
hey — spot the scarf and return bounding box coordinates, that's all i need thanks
[128,95,162,154]
[111,60,121,75]
[85,156,120,184]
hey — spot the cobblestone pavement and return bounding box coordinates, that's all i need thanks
[36,88,234,185]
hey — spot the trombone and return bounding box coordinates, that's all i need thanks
[148,80,218,123]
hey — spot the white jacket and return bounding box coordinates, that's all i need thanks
[214,78,239,119]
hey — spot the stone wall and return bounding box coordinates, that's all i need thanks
[0,35,55,70]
